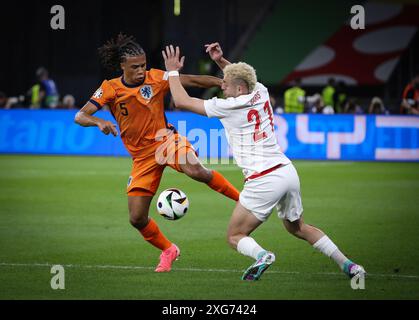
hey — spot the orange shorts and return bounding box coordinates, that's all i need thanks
[127,133,196,196]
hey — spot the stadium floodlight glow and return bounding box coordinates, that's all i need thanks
[174,0,181,16]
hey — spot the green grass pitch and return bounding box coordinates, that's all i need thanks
[0,155,418,299]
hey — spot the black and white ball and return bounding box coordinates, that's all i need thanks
[157,188,189,220]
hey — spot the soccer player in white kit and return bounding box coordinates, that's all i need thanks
[162,43,366,281]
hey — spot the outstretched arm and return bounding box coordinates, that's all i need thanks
[180,74,222,88]
[162,45,207,116]
[205,42,231,70]
[168,49,220,88]
[75,102,118,136]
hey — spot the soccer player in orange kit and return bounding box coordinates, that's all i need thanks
[75,34,239,272]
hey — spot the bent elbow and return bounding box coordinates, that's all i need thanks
[173,99,188,110]
[74,111,82,125]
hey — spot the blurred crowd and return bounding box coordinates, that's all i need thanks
[0,67,78,110]
[271,75,419,116]
[1,67,418,116]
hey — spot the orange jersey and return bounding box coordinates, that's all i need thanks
[89,68,171,158]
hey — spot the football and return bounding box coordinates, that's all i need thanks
[157,188,189,220]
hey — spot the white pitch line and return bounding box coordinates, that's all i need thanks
[0,262,418,280]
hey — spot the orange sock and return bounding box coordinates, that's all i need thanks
[139,218,172,251]
[207,170,240,201]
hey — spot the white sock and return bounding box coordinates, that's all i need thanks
[237,236,265,260]
[313,235,349,269]
[331,249,350,270]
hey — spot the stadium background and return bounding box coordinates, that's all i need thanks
[0,0,419,302]
[1,0,418,109]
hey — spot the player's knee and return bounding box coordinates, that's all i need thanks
[285,221,303,238]
[288,225,308,240]
[129,214,148,230]
[289,229,303,239]
[185,165,210,182]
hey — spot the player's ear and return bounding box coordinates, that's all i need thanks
[120,59,127,71]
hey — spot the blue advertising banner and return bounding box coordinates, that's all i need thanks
[0,110,418,161]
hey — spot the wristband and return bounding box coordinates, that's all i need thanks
[168,70,180,77]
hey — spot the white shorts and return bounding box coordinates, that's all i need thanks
[239,163,303,222]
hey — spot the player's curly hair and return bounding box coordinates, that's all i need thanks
[98,33,145,72]
[223,62,257,92]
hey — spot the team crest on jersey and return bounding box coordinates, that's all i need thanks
[93,87,103,99]
[140,85,153,99]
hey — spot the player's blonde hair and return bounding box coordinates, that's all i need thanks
[223,62,257,92]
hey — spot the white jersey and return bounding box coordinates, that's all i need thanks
[204,82,290,179]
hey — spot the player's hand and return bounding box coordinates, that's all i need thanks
[162,45,185,72]
[97,119,118,136]
[205,42,223,62]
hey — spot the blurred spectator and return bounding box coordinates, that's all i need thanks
[368,97,388,115]
[59,94,77,109]
[400,75,419,115]
[307,93,321,113]
[284,78,305,113]
[7,96,25,109]
[198,56,212,75]
[35,67,60,109]
[334,81,347,113]
[344,98,363,114]
[269,94,278,109]
[0,92,25,109]
[322,77,336,111]
[0,91,9,109]
[275,106,284,114]
[28,83,42,109]
[270,94,284,114]
[322,105,335,114]
[306,94,335,114]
